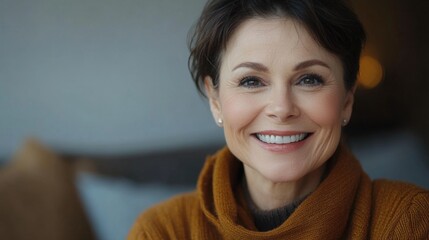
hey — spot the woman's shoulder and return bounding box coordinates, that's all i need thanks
[143,191,198,218]
[370,179,429,238]
[372,179,429,204]
[128,191,199,240]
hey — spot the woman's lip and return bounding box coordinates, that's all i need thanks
[253,130,310,136]
[252,132,313,153]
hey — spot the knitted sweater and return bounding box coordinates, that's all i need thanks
[128,144,429,239]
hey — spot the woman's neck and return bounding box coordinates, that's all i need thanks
[243,163,326,210]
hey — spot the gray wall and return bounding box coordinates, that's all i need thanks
[0,0,224,158]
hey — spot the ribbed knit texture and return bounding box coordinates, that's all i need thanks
[241,178,308,231]
[128,144,429,239]
[247,194,306,231]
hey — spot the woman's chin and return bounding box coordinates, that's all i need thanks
[244,161,307,184]
[243,157,327,189]
[261,168,307,184]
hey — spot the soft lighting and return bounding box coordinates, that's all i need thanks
[358,55,384,89]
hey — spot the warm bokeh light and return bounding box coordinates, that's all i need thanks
[358,55,384,89]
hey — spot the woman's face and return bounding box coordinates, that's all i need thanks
[206,18,354,183]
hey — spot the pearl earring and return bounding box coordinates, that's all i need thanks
[342,119,348,126]
[217,118,223,127]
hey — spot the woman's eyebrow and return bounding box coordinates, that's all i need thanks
[232,59,331,72]
[294,59,331,71]
[232,62,269,72]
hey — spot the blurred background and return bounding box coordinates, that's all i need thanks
[0,0,428,240]
[0,0,218,156]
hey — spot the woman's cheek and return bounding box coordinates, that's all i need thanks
[221,93,262,129]
[301,92,344,126]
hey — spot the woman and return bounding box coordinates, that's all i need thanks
[129,0,429,239]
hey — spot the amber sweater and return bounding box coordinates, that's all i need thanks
[128,145,429,239]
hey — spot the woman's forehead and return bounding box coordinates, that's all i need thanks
[221,18,341,72]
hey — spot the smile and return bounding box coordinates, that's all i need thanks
[255,133,309,144]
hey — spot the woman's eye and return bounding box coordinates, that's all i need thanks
[239,76,264,88]
[297,74,324,87]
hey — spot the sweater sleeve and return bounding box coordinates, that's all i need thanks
[392,191,429,239]
[127,192,197,240]
[127,209,166,240]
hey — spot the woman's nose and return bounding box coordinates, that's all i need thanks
[265,88,299,122]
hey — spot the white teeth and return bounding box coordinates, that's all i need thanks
[256,133,308,144]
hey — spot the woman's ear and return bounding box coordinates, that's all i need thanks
[204,76,222,126]
[342,88,355,124]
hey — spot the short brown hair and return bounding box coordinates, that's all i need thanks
[188,0,366,96]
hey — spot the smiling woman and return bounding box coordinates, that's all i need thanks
[205,19,352,197]
[128,0,429,239]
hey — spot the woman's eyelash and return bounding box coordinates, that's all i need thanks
[239,76,264,88]
[297,73,325,86]
[238,74,324,88]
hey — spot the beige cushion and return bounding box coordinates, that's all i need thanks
[0,138,95,240]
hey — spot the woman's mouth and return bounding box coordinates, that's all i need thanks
[255,133,310,144]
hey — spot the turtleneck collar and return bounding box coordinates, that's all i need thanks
[197,143,372,239]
